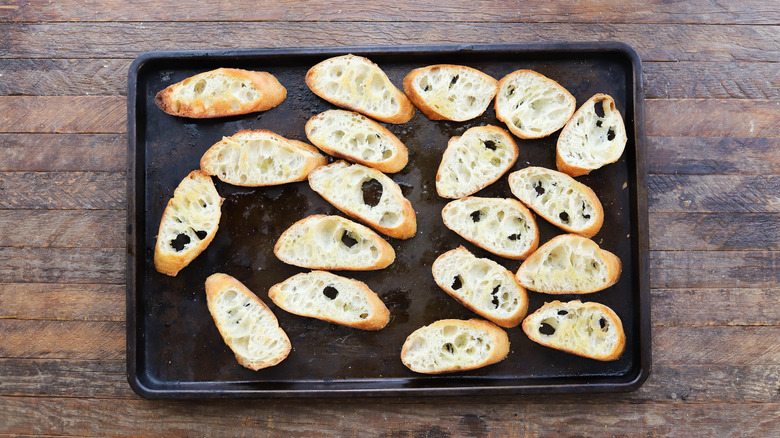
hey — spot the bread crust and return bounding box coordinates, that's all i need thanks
[273,214,395,271]
[508,166,604,237]
[200,129,327,187]
[400,318,510,374]
[305,55,414,124]
[494,69,575,139]
[402,64,498,121]
[432,247,529,328]
[556,94,628,177]
[154,170,223,276]
[205,273,291,370]
[305,110,408,173]
[441,197,539,260]
[268,271,390,330]
[155,68,286,118]
[308,161,417,239]
[515,234,622,294]
[522,300,626,361]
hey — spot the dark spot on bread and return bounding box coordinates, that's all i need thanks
[449,75,459,88]
[195,230,208,240]
[594,100,606,118]
[423,85,431,92]
[507,86,515,96]
[361,178,383,207]
[508,233,520,241]
[582,202,591,219]
[607,128,615,141]
[470,211,481,222]
[323,286,339,300]
[170,233,190,251]
[558,310,568,315]
[244,302,250,307]
[534,181,545,196]
[341,231,358,248]
[596,120,603,128]
[483,140,497,151]
[491,285,500,309]
[599,318,607,330]
[559,211,570,224]
[452,275,463,290]
[444,343,455,354]
[592,262,599,268]
[539,322,556,335]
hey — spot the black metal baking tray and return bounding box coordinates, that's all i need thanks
[127,43,650,398]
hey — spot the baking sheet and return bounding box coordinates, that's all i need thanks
[127,43,650,398]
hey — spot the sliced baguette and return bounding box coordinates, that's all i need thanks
[442,197,539,260]
[305,109,408,173]
[436,125,518,199]
[305,54,414,124]
[205,273,291,370]
[432,247,528,328]
[154,170,223,276]
[494,70,575,139]
[155,68,286,118]
[308,161,416,239]
[403,64,498,121]
[515,234,621,294]
[556,94,628,177]
[268,271,390,330]
[274,214,395,271]
[508,166,603,237]
[200,129,327,187]
[400,318,509,374]
[522,300,625,361]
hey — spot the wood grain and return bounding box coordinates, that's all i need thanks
[0,320,124,360]
[0,247,125,284]
[0,96,126,133]
[647,137,780,175]
[651,251,778,289]
[0,210,125,247]
[2,22,778,62]
[0,172,126,209]
[652,288,780,327]
[650,213,780,250]
[0,134,125,172]
[646,99,780,138]
[648,174,780,213]
[2,0,777,24]
[0,283,125,321]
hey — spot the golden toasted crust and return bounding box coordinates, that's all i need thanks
[305,55,414,124]
[205,273,291,370]
[522,300,626,361]
[400,318,510,374]
[268,271,390,330]
[402,64,498,121]
[155,68,286,118]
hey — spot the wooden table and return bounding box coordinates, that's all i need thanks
[1,1,778,435]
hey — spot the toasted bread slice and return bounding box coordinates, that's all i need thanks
[200,129,327,186]
[305,109,408,173]
[432,247,528,328]
[508,166,603,237]
[522,300,625,361]
[205,273,291,370]
[155,68,286,118]
[556,93,628,176]
[308,161,416,239]
[442,197,539,260]
[268,271,390,330]
[305,54,414,124]
[403,64,498,121]
[274,215,395,271]
[154,170,223,276]
[436,125,518,199]
[515,234,622,294]
[494,70,575,139]
[401,318,509,374]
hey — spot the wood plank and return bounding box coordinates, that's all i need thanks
[0,134,125,172]
[0,210,125,248]
[0,247,125,284]
[650,213,780,251]
[652,288,780,326]
[0,320,124,360]
[0,96,126,133]
[654,326,780,365]
[647,137,780,175]
[0,359,131,399]
[0,283,125,321]
[2,0,778,24]
[651,251,778,289]
[3,59,778,100]
[0,397,777,436]
[646,99,780,138]
[0,172,126,210]
[648,174,780,213]
[1,22,778,62]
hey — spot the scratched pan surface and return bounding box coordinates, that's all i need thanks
[127,43,650,398]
